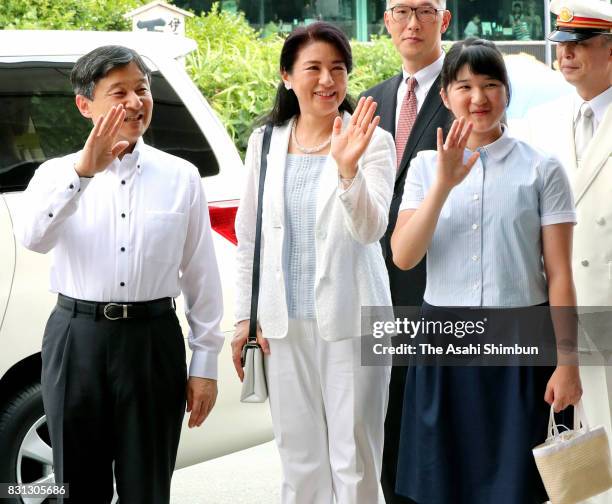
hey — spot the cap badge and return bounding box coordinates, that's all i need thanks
[559,7,574,23]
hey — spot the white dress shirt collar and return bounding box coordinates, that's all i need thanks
[401,51,445,94]
[395,52,445,130]
[80,137,145,176]
[116,137,144,173]
[573,86,612,127]
[126,136,144,161]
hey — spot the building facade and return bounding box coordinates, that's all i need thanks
[175,0,548,42]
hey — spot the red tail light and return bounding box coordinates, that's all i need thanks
[209,199,239,245]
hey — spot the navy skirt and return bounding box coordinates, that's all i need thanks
[395,302,571,504]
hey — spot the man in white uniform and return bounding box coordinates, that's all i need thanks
[527,1,611,501]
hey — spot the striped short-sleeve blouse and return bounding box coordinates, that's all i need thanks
[399,128,576,307]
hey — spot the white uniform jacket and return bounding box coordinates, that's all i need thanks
[527,97,612,306]
[527,99,612,504]
[234,113,396,340]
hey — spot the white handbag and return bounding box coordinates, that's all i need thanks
[239,124,272,404]
[240,342,268,403]
[533,400,612,504]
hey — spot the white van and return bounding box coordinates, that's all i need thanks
[0,30,272,501]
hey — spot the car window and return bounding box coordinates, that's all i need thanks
[0,61,219,193]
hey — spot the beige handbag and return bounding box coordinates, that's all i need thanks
[533,401,612,504]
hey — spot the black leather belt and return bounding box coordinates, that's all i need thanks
[57,294,174,320]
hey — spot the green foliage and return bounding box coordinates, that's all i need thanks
[186,6,401,156]
[185,4,282,155]
[0,0,146,31]
[350,35,402,97]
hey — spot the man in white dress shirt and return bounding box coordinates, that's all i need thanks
[14,45,224,503]
[527,1,611,501]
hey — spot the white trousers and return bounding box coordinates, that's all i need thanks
[265,319,391,504]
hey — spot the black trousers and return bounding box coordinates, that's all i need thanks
[41,302,187,504]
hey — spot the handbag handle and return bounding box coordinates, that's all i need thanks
[248,123,274,345]
[573,399,590,431]
[547,399,590,440]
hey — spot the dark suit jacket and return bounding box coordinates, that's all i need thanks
[361,73,452,308]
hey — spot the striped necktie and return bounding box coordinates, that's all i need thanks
[396,76,418,170]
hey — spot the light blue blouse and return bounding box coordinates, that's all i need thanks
[283,154,326,319]
[399,128,576,307]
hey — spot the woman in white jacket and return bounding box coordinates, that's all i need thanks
[232,22,395,504]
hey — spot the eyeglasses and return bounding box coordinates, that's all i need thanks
[387,5,445,24]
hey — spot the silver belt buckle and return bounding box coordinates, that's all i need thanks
[103,303,130,320]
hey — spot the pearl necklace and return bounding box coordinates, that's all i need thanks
[291,120,332,154]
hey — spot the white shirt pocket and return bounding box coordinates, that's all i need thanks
[144,211,187,264]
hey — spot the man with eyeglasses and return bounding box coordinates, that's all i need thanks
[360,1,452,503]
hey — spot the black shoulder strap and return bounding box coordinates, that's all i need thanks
[248,123,273,343]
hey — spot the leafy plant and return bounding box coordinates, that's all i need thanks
[0,0,146,30]
[350,35,402,97]
[185,5,282,155]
